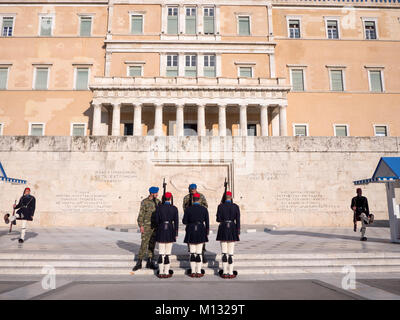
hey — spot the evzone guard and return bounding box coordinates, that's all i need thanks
[351,187,374,241]
[182,192,210,278]
[4,187,36,243]
[216,191,240,279]
[154,192,179,278]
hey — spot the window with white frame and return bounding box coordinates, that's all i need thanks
[239,66,252,78]
[128,65,142,77]
[203,7,215,34]
[2,17,14,37]
[185,55,197,77]
[185,7,196,34]
[368,70,383,92]
[290,69,305,91]
[30,123,44,136]
[80,16,92,36]
[330,70,344,91]
[71,123,86,136]
[167,7,178,34]
[326,20,339,39]
[34,67,49,90]
[238,16,250,36]
[288,19,300,38]
[374,125,388,137]
[294,124,308,136]
[131,15,143,34]
[166,54,178,77]
[204,55,216,77]
[334,125,348,137]
[364,20,377,40]
[0,67,8,90]
[0,123,3,135]
[75,67,89,90]
[39,16,53,36]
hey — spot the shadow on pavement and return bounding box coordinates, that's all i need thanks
[267,229,391,244]
[11,232,38,242]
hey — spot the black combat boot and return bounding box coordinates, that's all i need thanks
[146,258,157,270]
[132,259,142,271]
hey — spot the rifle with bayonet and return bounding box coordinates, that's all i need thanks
[162,178,173,205]
[221,178,228,204]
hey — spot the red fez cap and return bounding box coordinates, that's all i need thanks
[25,188,31,192]
[226,191,232,196]
[165,192,172,199]
[193,193,200,198]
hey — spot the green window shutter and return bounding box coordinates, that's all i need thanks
[239,67,252,78]
[370,71,383,92]
[238,17,250,35]
[31,124,44,136]
[167,16,178,34]
[129,66,142,77]
[204,16,214,34]
[76,68,89,90]
[166,68,178,77]
[72,124,85,136]
[330,70,344,91]
[186,15,196,34]
[0,124,2,135]
[335,125,347,137]
[0,68,8,89]
[204,67,215,77]
[131,15,143,34]
[80,17,92,36]
[40,17,52,36]
[291,69,304,91]
[185,67,197,77]
[375,126,387,136]
[295,125,307,136]
[2,17,13,36]
[35,68,48,90]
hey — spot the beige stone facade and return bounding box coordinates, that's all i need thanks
[0,0,398,137]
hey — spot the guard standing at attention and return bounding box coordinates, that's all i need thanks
[216,191,240,279]
[182,193,209,278]
[155,192,179,278]
[132,186,160,271]
[183,183,208,262]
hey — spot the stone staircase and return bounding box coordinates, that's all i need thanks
[1,252,400,275]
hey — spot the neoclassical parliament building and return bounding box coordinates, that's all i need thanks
[0,0,399,138]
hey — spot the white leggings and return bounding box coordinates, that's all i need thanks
[359,213,369,237]
[10,215,27,240]
[220,242,235,275]
[158,242,173,275]
[189,243,204,274]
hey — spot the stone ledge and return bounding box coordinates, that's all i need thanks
[0,136,398,153]
[105,224,278,233]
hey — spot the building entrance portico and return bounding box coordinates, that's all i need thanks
[90,77,290,137]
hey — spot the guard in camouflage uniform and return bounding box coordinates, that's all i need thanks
[132,186,161,271]
[183,183,208,262]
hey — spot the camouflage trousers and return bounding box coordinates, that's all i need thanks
[138,228,156,260]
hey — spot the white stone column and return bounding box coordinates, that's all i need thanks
[239,105,248,136]
[260,105,269,137]
[92,103,102,136]
[271,108,280,136]
[154,104,163,136]
[161,5,167,34]
[218,104,227,137]
[198,5,203,34]
[176,104,184,136]
[279,105,288,136]
[133,104,142,136]
[197,104,206,136]
[111,103,121,136]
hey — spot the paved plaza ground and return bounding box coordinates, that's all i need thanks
[0,224,399,300]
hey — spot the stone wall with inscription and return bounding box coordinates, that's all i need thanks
[0,136,399,227]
